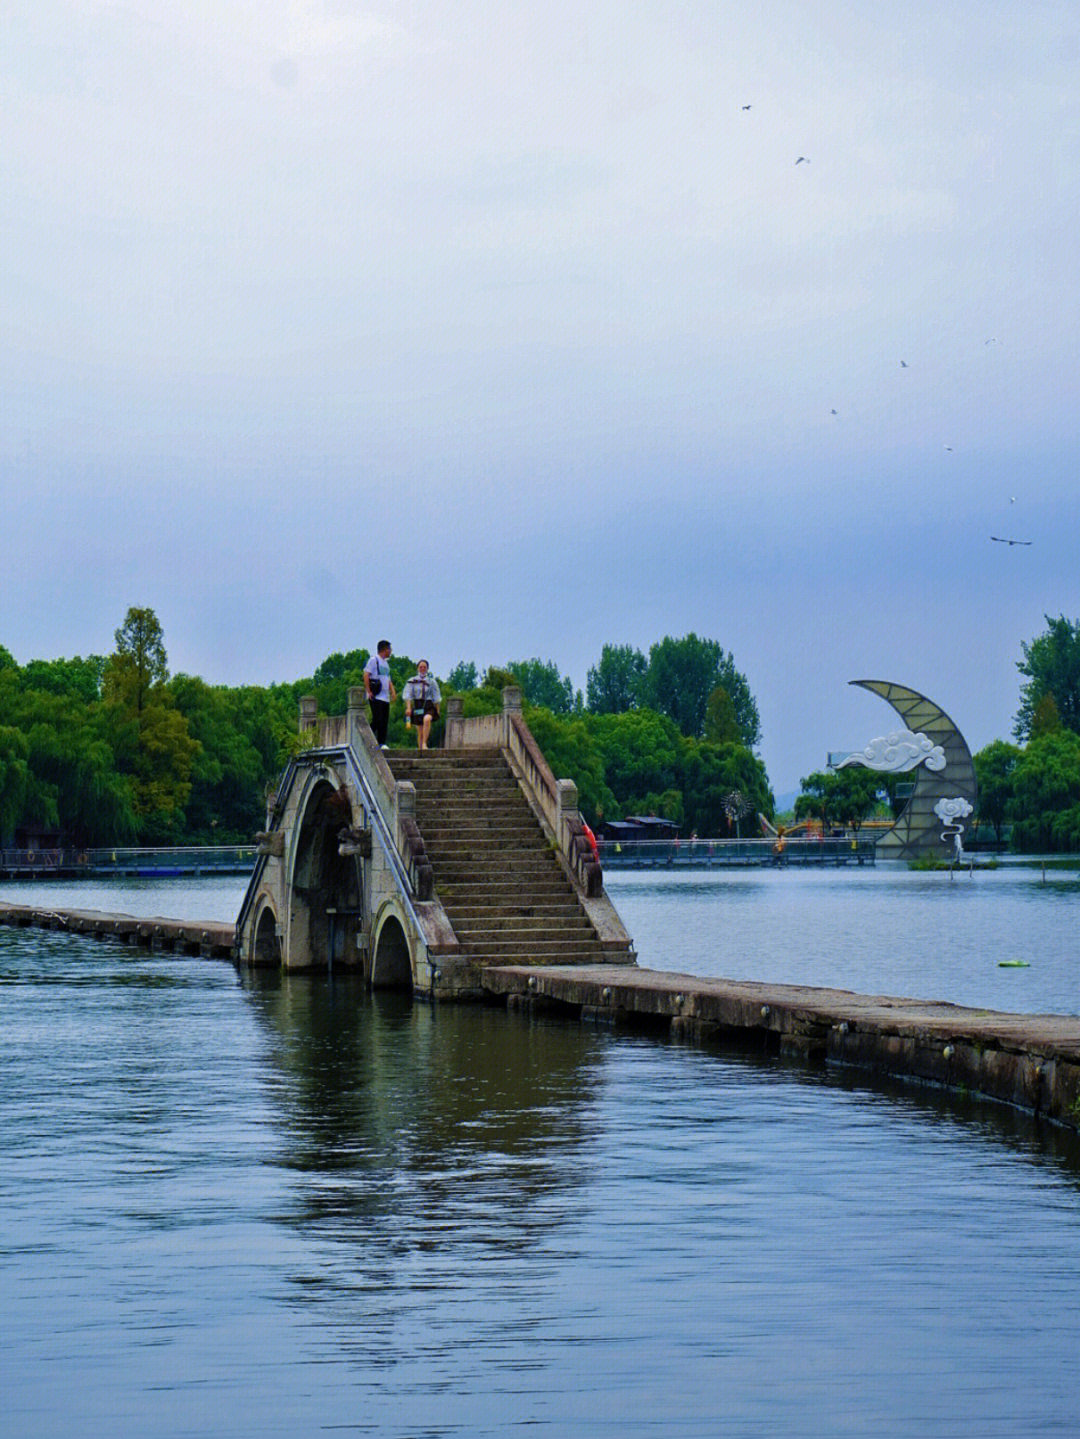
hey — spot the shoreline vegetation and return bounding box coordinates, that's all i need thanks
[3,609,1078,856]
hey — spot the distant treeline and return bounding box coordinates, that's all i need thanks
[0,614,773,847]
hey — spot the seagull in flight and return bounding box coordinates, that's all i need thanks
[795,156,809,164]
[991,536,1033,546]
[742,104,752,110]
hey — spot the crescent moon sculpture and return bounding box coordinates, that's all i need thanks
[844,681,978,859]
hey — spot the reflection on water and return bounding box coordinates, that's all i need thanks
[5,921,1080,1437]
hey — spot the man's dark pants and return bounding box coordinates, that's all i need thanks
[370,700,390,745]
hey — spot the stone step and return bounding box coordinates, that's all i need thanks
[420,818,543,836]
[445,902,588,920]
[425,834,552,851]
[436,884,573,904]
[449,908,592,929]
[455,938,606,959]
[459,953,611,969]
[453,930,597,949]
[432,865,565,885]
[391,765,510,783]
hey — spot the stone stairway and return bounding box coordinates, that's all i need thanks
[386,748,611,966]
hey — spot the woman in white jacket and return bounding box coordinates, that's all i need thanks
[402,660,441,751]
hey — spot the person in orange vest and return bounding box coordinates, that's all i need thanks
[581,820,599,862]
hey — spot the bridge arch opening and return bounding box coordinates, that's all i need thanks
[251,902,281,967]
[289,776,363,970]
[371,915,412,990]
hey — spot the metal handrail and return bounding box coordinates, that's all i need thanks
[336,746,432,940]
[1,844,258,869]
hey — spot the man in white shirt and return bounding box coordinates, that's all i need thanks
[363,640,396,747]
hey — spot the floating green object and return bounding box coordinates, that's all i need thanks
[998,960,1031,968]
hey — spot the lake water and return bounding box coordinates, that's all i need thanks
[3,870,1080,1437]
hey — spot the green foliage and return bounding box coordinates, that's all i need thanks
[907,853,949,870]
[1030,693,1062,738]
[588,709,683,813]
[18,655,105,703]
[586,644,646,714]
[0,624,772,846]
[1015,615,1080,740]
[704,685,741,745]
[795,767,882,832]
[1008,729,1080,852]
[447,660,478,691]
[0,725,34,838]
[460,684,504,719]
[100,608,200,836]
[105,606,168,716]
[524,707,614,822]
[310,648,370,716]
[679,740,772,836]
[639,634,760,746]
[505,658,578,715]
[169,675,284,842]
[974,739,1021,843]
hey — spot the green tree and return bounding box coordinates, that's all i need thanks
[587,709,684,815]
[829,768,883,832]
[795,771,840,830]
[586,644,646,714]
[22,702,137,846]
[640,634,760,745]
[1015,615,1080,740]
[679,740,772,836]
[102,607,199,838]
[170,675,272,842]
[447,660,478,691]
[703,685,742,745]
[309,648,370,717]
[523,707,614,824]
[1030,693,1062,738]
[0,726,34,839]
[1008,729,1080,852]
[974,740,1021,844]
[19,655,105,703]
[506,658,578,715]
[483,666,518,691]
[104,606,168,716]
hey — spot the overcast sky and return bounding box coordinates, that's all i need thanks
[4,1,1079,793]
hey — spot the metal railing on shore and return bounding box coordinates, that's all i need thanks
[1,836,880,879]
[0,846,257,878]
[598,836,877,867]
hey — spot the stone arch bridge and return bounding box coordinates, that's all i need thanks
[235,686,634,999]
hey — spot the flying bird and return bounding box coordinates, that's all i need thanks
[742,104,752,110]
[991,536,1033,546]
[900,360,908,368]
[795,156,809,164]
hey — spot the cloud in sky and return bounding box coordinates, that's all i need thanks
[3,0,1079,791]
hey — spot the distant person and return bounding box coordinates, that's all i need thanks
[364,640,396,748]
[402,659,441,751]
